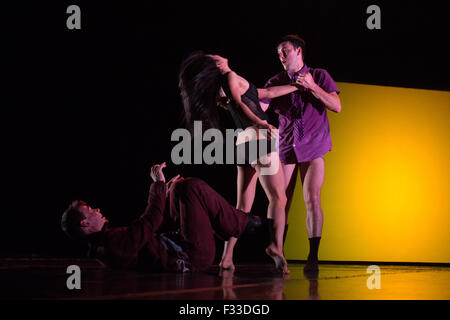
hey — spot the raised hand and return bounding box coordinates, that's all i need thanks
[150,162,167,182]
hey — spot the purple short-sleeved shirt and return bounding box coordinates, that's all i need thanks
[262,65,339,163]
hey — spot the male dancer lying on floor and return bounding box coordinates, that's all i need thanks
[61,163,261,272]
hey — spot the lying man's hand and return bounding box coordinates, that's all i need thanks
[150,162,167,182]
[166,174,184,196]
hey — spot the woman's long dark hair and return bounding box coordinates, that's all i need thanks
[178,51,222,133]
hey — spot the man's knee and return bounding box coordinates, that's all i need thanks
[304,190,321,209]
[173,177,205,197]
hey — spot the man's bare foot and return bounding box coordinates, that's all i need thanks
[265,245,290,274]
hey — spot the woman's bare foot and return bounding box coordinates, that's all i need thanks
[219,258,235,271]
[265,245,290,274]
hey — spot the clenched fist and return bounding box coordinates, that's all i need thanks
[295,72,316,90]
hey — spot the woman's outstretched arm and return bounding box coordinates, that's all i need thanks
[257,84,298,100]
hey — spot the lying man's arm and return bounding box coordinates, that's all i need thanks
[102,164,169,267]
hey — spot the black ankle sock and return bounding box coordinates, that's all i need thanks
[308,237,321,261]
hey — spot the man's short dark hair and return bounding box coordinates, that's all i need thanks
[277,34,306,59]
[61,200,87,241]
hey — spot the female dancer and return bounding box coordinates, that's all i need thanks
[179,52,298,273]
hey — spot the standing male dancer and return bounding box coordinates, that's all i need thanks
[260,34,341,272]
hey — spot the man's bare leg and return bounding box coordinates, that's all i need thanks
[299,157,325,272]
[282,163,298,245]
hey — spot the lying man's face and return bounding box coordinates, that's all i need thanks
[79,204,108,235]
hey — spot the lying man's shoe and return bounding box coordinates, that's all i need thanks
[244,214,263,235]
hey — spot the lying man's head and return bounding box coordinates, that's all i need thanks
[61,200,108,240]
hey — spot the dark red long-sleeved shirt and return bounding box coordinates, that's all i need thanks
[87,181,180,270]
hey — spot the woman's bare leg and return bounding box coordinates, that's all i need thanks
[255,153,289,273]
[219,165,257,270]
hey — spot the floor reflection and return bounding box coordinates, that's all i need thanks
[304,270,320,300]
[1,259,449,300]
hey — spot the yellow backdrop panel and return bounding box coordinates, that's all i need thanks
[284,82,450,263]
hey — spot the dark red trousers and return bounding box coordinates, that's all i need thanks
[170,178,249,271]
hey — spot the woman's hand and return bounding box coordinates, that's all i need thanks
[256,120,278,140]
[207,54,231,74]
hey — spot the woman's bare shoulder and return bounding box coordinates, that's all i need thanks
[227,71,249,94]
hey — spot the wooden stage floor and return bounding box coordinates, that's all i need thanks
[1,258,449,300]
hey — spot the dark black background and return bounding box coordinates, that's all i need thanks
[2,1,449,260]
